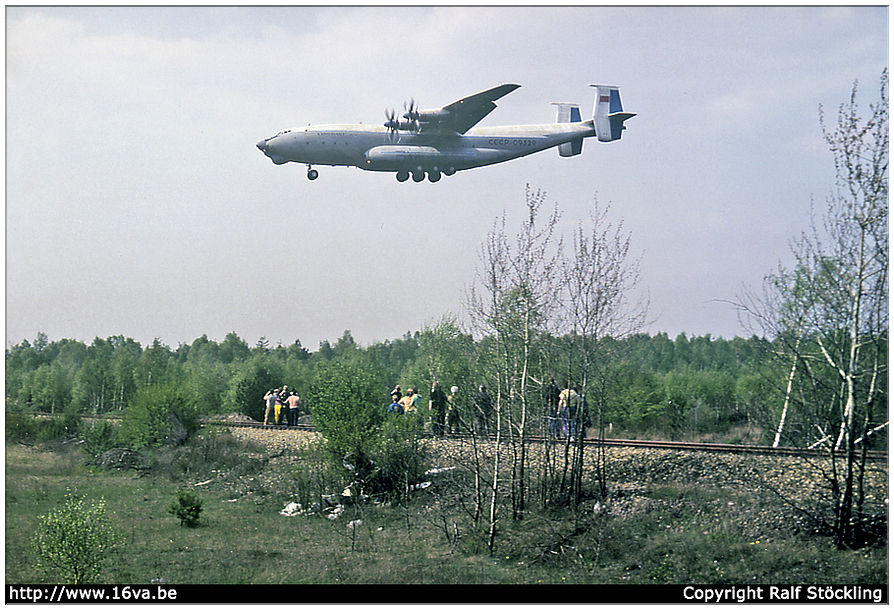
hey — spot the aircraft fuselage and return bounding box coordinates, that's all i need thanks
[257,83,633,182]
[257,121,595,181]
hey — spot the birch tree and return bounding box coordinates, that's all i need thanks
[559,199,648,502]
[467,186,561,546]
[740,70,888,548]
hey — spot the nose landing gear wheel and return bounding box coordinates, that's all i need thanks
[306,166,319,180]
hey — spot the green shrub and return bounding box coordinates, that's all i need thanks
[309,359,386,465]
[365,415,430,502]
[230,359,283,422]
[25,410,82,443]
[308,360,433,501]
[31,490,122,584]
[5,411,40,442]
[79,420,119,457]
[168,488,203,528]
[160,428,257,481]
[118,382,198,449]
[188,428,248,469]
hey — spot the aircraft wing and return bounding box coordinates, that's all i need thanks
[436,83,521,134]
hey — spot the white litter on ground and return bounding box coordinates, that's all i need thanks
[279,502,302,516]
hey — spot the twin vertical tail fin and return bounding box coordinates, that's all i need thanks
[591,84,635,142]
[553,102,584,157]
[551,85,634,156]
[553,102,582,124]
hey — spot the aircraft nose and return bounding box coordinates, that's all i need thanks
[256,139,268,152]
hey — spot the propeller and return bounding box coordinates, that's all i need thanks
[403,98,416,118]
[384,107,399,141]
[384,98,423,139]
[403,98,421,133]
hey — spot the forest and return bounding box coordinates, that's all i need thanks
[0,326,871,448]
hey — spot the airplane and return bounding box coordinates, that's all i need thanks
[256,83,634,182]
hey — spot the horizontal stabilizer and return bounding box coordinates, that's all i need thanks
[609,111,636,123]
[558,138,584,157]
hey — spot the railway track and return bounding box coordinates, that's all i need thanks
[205,419,888,462]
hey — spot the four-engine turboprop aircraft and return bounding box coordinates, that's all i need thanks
[256,83,634,182]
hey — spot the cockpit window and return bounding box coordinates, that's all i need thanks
[264,129,291,143]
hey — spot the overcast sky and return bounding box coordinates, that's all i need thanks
[6,5,888,351]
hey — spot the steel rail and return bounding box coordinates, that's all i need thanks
[204,419,888,462]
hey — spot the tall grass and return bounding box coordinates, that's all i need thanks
[5,429,887,585]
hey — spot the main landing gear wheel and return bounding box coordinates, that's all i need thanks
[307,166,319,181]
[428,171,441,182]
[411,170,425,183]
[396,171,410,182]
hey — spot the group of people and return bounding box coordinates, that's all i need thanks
[387,382,495,438]
[388,384,451,435]
[543,376,589,441]
[386,378,589,440]
[260,377,588,437]
[263,386,303,426]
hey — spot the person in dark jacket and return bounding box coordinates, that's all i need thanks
[473,385,493,437]
[429,381,448,436]
[544,376,560,438]
[387,398,404,415]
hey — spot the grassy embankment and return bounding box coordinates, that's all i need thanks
[5,427,887,586]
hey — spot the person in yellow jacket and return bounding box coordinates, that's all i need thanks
[446,385,462,434]
[399,389,414,414]
[558,384,579,440]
